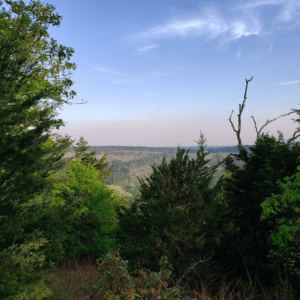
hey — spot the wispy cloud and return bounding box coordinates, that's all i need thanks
[135,44,160,55]
[94,65,186,84]
[94,0,300,84]
[232,0,300,25]
[125,0,299,52]
[125,5,261,50]
[231,0,286,10]
[110,69,169,84]
[279,80,300,85]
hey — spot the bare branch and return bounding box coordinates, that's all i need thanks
[286,135,300,147]
[228,76,253,146]
[251,111,297,140]
[213,78,300,169]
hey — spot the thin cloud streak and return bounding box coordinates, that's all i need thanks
[279,81,300,85]
[136,44,160,54]
[123,0,299,51]
[231,0,287,10]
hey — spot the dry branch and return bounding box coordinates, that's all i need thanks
[213,76,299,168]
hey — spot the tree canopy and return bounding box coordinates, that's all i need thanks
[0,1,91,298]
[71,136,115,183]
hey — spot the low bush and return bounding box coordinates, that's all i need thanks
[81,248,199,300]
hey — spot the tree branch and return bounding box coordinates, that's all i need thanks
[251,111,297,141]
[228,76,253,146]
[213,77,300,169]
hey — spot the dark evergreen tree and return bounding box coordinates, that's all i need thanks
[110,131,233,289]
[207,77,300,296]
[212,133,300,294]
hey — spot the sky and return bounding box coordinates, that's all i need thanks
[2,0,300,148]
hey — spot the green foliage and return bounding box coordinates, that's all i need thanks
[211,167,233,205]
[111,131,233,289]
[85,248,197,300]
[0,233,56,300]
[212,132,300,292]
[71,136,115,183]
[104,159,132,186]
[107,184,134,204]
[18,160,128,267]
[0,0,88,298]
[261,165,300,278]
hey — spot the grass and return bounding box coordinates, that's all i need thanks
[28,251,297,300]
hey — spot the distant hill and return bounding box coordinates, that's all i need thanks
[60,140,300,206]
[67,141,300,156]
[66,144,252,154]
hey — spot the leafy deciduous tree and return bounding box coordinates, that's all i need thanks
[0,0,89,298]
[21,160,130,267]
[259,82,300,282]
[261,165,300,279]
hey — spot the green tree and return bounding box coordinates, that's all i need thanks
[20,160,130,267]
[213,133,300,294]
[111,131,233,289]
[70,136,115,183]
[111,77,300,297]
[208,77,300,296]
[211,167,232,207]
[0,0,88,298]
[258,81,300,283]
[261,165,300,280]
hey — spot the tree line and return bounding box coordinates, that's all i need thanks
[56,146,248,204]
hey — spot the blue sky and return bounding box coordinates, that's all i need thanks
[3,0,300,147]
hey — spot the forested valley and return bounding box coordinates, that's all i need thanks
[56,143,251,207]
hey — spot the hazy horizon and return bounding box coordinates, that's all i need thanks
[66,140,300,152]
[3,0,300,147]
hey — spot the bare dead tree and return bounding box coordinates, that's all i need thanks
[212,76,299,169]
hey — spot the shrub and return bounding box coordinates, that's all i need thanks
[83,248,199,300]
